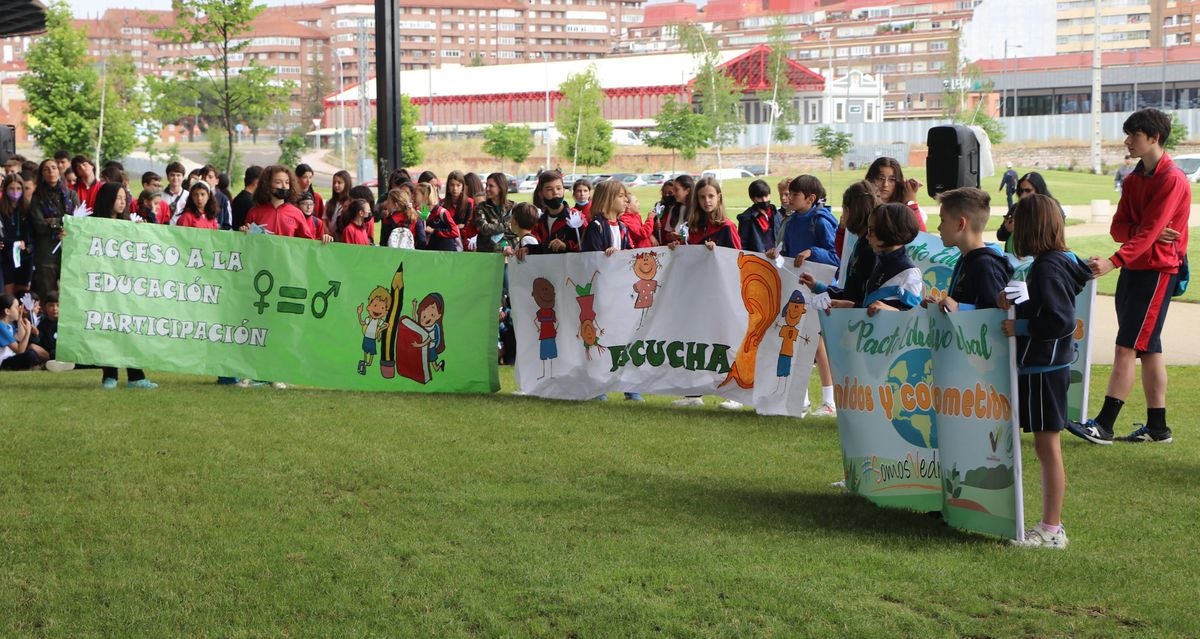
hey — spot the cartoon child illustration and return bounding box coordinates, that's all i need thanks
[356,286,392,375]
[631,251,661,330]
[566,270,604,360]
[410,293,446,372]
[775,289,807,392]
[531,277,558,379]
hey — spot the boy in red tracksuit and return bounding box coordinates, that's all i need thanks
[1069,108,1191,445]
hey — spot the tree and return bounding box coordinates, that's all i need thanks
[482,122,535,172]
[204,127,243,183]
[759,20,799,142]
[677,22,744,167]
[814,126,853,176]
[368,94,424,167]
[159,0,294,175]
[940,38,1005,144]
[96,55,140,164]
[555,66,613,171]
[1166,113,1189,151]
[646,97,709,172]
[278,132,306,167]
[302,61,332,126]
[20,2,103,157]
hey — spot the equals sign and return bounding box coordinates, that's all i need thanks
[278,286,308,314]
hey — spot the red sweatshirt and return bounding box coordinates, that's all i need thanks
[1110,153,1192,273]
[619,209,654,248]
[245,202,317,240]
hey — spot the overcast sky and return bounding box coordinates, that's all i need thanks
[68,0,293,19]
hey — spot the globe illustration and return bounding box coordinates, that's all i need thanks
[923,265,953,301]
[885,348,937,448]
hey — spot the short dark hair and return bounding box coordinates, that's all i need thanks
[53,150,71,161]
[102,160,124,172]
[165,162,185,176]
[417,170,437,183]
[244,165,263,186]
[572,178,593,191]
[937,187,991,232]
[202,164,218,179]
[349,185,375,205]
[789,174,827,201]
[869,202,920,246]
[748,179,771,199]
[294,163,314,178]
[511,202,539,230]
[1012,194,1067,258]
[100,165,125,184]
[141,171,161,186]
[43,291,60,305]
[1123,108,1172,147]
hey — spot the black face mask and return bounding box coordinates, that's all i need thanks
[753,201,771,211]
[272,188,289,200]
[544,197,565,211]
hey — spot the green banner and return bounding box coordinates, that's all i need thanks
[58,217,503,392]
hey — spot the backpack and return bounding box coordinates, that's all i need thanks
[1174,254,1189,297]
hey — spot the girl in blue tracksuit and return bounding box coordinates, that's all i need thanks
[1001,193,1093,549]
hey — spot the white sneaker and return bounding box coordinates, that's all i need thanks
[810,403,837,418]
[1011,525,1068,549]
[235,378,254,388]
[718,399,744,410]
[800,403,812,418]
[511,390,528,396]
[272,382,288,390]
[672,397,704,407]
[45,360,76,372]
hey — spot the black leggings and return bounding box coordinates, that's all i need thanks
[101,367,146,382]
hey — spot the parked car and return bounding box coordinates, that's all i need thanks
[1176,154,1200,182]
[613,173,646,187]
[738,164,767,176]
[507,174,521,193]
[644,171,690,185]
[517,173,540,193]
[701,168,756,182]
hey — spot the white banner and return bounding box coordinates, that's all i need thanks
[510,247,836,416]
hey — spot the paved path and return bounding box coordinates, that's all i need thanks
[1041,220,1200,366]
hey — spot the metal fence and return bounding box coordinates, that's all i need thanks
[736,108,1200,147]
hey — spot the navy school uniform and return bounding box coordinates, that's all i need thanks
[581,218,633,252]
[534,208,583,252]
[947,246,1014,310]
[687,217,742,249]
[862,247,923,310]
[736,204,777,253]
[780,205,839,266]
[1012,251,1092,432]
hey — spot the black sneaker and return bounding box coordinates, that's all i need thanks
[1116,423,1173,444]
[1065,419,1114,445]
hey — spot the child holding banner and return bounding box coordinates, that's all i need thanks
[92,182,159,389]
[1000,194,1093,549]
[782,175,840,417]
[927,187,1012,311]
[242,166,315,240]
[582,180,642,402]
[533,171,582,253]
[176,182,219,230]
[801,181,879,307]
[671,177,743,410]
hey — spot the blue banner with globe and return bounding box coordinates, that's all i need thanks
[887,231,1094,423]
[820,307,1023,540]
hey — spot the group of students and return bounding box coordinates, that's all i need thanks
[4,109,1187,550]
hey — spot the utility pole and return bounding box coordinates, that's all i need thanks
[1090,0,1102,175]
[357,18,371,181]
[375,0,402,174]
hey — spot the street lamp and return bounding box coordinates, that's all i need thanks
[1001,40,1023,117]
[320,42,348,172]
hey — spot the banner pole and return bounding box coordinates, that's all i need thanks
[1008,306,1026,541]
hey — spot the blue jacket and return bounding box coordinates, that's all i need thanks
[781,205,839,266]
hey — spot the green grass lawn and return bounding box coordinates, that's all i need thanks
[3,366,1198,636]
[1068,228,1200,303]
[498,167,1200,216]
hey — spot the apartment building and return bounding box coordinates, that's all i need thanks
[1055,0,1200,52]
[628,0,981,118]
